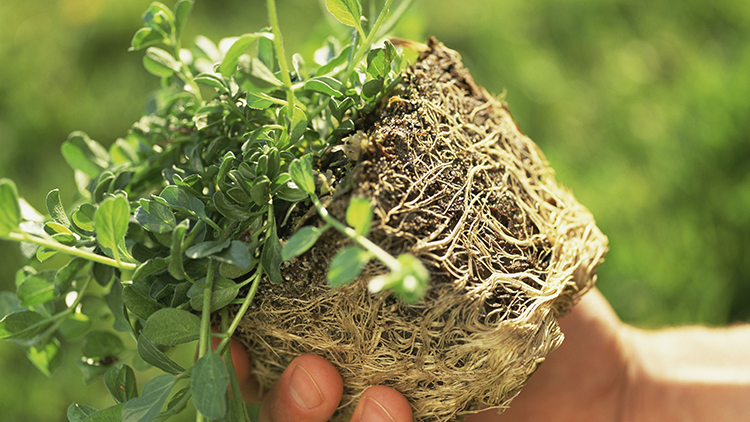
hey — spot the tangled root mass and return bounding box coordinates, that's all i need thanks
[236,38,608,422]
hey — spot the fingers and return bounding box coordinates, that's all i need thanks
[349,385,413,422]
[255,353,413,422]
[259,354,344,422]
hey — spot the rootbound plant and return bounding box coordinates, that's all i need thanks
[0,0,607,421]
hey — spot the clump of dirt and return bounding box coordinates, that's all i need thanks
[235,38,608,421]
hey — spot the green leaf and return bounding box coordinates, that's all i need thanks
[93,172,115,203]
[122,374,177,422]
[143,47,181,77]
[304,76,344,97]
[52,232,78,246]
[326,0,363,29]
[54,258,87,294]
[59,313,92,341]
[137,334,185,375]
[288,155,315,195]
[122,284,164,320]
[0,179,22,236]
[366,47,391,78]
[142,2,175,35]
[168,219,189,281]
[61,132,110,178]
[132,257,170,282]
[72,203,96,233]
[346,196,373,236]
[107,280,132,334]
[261,224,283,284]
[93,262,115,287]
[212,240,254,269]
[316,43,351,76]
[282,226,326,261]
[129,27,165,52]
[143,308,201,345]
[191,353,229,419]
[36,246,57,262]
[110,138,139,165]
[246,91,277,109]
[327,246,369,287]
[0,311,50,340]
[185,239,231,259]
[285,105,309,148]
[194,73,229,93]
[46,188,71,227]
[68,403,98,422]
[81,403,126,422]
[17,271,57,307]
[236,57,283,92]
[0,291,23,318]
[362,78,384,99]
[81,331,125,359]
[219,33,271,78]
[135,199,176,234]
[159,186,217,230]
[212,191,254,222]
[104,364,138,404]
[95,195,130,263]
[28,337,63,377]
[173,0,193,39]
[189,277,239,312]
[249,176,271,206]
[158,386,191,421]
[44,221,72,236]
[257,33,277,71]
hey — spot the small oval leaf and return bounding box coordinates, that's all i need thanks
[327,246,369,287]
[143,308,201,346]
[191,353,230,419]
[326,0,362,28]
[282,226,326,261]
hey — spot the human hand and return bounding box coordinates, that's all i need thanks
[224,288,626,422]
[220,336,413,422]
[467,288,633,422]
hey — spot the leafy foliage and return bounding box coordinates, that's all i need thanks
[0,0,422,421]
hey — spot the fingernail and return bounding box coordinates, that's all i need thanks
[359,397,396,422]
[288,365,324,409]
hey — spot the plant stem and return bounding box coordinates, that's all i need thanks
[221,308,250,422]
[216,268,263,356]
[198,259,216,360]
[6,232,137,271]
[309,193,401,272]
[342,0,395,85]
[266,0,295,123]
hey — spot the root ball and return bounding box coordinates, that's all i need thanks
[235,38,608,421]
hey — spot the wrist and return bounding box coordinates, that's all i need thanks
[622,325,750,422]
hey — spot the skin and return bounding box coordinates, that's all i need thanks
[227,288,750,422]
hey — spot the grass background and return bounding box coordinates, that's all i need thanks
[1,0,748,420]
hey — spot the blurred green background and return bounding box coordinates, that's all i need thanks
[1,0,748,420]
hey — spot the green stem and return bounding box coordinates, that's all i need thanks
[198,260,216,359]
[342,0,395,85]
[267,0,295,123]
[309,193,401,272]
[6,232,137,271]
[216,267,263,356]
[221,308,250,422]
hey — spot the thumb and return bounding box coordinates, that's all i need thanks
[259,354,344,422]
